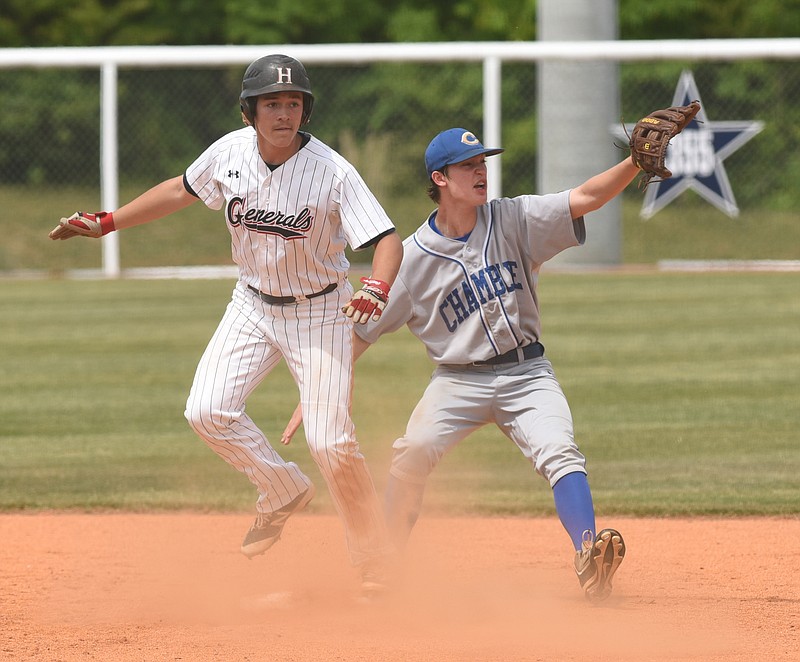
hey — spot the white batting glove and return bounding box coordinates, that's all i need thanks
[49,211,116,240]
[342,277,390,324]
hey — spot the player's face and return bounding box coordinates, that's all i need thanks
[441,156,489,205]
[253,91,304,148]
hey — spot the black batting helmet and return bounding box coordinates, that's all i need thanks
[240,54,315,126]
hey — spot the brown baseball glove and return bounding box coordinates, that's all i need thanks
[628,101,701,187]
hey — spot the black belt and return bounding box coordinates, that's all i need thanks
[247,283,337,305]
[472,342,545,366]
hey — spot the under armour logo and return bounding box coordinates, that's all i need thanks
[227,170,240,178]
[276,67,292,84]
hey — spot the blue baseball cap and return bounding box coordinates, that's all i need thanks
[424,128,504,177]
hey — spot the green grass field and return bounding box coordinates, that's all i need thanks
[5,183,800,272]
[1,272,798,517]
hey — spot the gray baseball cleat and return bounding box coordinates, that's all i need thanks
[241,484,315,558]
[574,528,626,602]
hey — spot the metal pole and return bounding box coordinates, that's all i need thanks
[483,56,502,200]
[100,62,120,278]
[538,0,620,266]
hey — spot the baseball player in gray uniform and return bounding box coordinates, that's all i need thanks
[285,127,641,601]
[49,54,402,596]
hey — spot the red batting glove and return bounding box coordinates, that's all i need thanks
[342,277,390,324]
[49,211,116,240]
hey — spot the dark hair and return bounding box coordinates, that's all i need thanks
[426,165,449,203]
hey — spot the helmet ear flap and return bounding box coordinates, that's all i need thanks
[240,98,256,125]
[301,94,314,125]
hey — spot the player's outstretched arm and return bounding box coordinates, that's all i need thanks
[49,176,197,240]
[568,157,640,220]
[111,176,197,230]
[280,334,374,445]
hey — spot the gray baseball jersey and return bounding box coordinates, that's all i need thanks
[357,190,588,489]
[357,190,585,363]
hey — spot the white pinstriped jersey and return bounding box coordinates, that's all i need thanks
[356,191,585,364]
[184,128,395,298]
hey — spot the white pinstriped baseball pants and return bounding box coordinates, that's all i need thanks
[185,281,390,566]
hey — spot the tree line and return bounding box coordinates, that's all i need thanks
[1,1,797,212]
[1,0,797,47]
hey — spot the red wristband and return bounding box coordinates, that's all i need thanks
[97,211,116,235]
[359,276,390,299]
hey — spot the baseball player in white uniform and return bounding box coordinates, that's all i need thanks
[285,128,643,601]
[49,54,402,596]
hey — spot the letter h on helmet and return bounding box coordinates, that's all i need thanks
[239,54,315,126]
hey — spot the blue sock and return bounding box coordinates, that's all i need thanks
[552,471,596,551]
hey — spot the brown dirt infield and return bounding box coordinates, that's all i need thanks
[2,513,798,661]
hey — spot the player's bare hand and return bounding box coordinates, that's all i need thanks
[342,277,390,324]
[49,211,116,240]
[281,403,303,445]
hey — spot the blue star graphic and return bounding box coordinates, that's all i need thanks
[614,70,763,219]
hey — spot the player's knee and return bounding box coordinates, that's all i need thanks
[538,445,587,485]
[184,411,202,438]
[390,436,442,481]
[184,407,210,440]
[184,395,204,431]
[305,435,360,468]
[184,397,228,441]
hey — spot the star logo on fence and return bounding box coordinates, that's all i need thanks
[614,70,763,219]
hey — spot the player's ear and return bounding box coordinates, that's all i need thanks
[431,170,448,187]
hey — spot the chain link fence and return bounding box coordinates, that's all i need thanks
[2,44,799,274]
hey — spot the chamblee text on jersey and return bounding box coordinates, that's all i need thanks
[438,260,522,332]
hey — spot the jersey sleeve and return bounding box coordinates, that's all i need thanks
[183,130,249,211]
[515,191,586,265]
[184,145,224,210]
[337,167,396,251]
